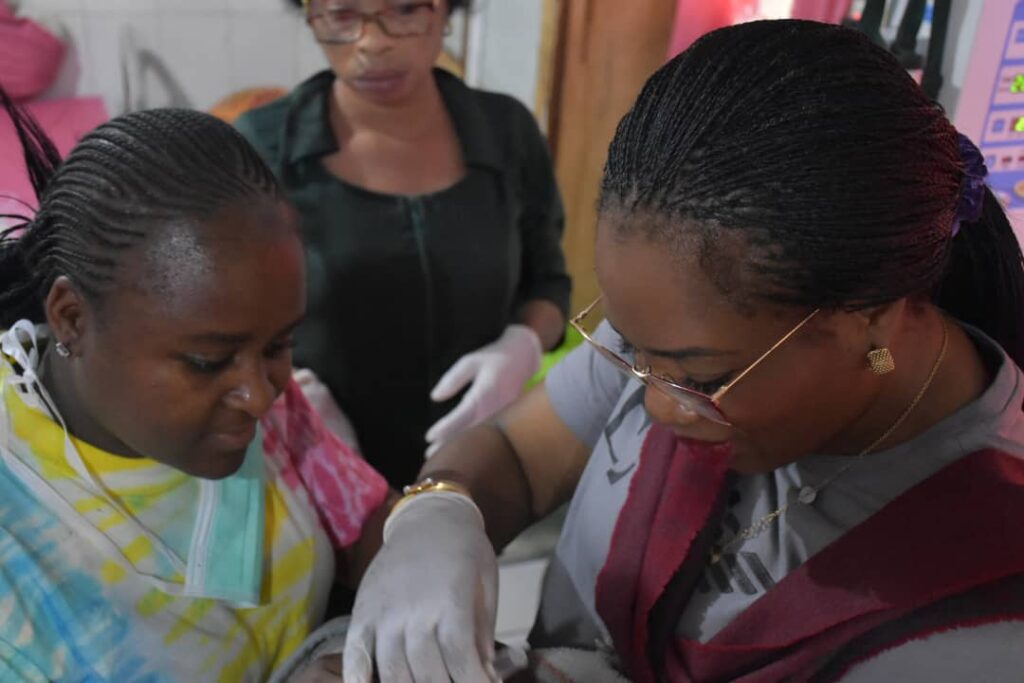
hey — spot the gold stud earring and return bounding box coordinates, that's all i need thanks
[867,347,895,375]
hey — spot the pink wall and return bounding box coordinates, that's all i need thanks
[953,0,1024,241]
[955,0,1015,139]
[667,0,850,60]
[667,0,757,59]
[790,0,850,24]
[0,97,107,226]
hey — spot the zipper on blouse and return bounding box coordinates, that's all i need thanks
[407,197,436,390]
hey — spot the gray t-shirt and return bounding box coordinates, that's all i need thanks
[532,319,1024,678]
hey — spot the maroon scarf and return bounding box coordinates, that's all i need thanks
[595,424,1024,682]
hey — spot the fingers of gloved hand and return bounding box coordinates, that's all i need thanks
[405,622,453,683]
[424,382,486,446]
[475,561,500,682]
[342,625,376,683]
[296,374,361,449]
[424,403,474,447]
[475,573,499,667]
[424,440,443,459]
[499,325,543,374]
[430,354,482,403]
[292,368,317,388]
[376,628,415,683]
[474,629,500,683]
[437,600,500,683]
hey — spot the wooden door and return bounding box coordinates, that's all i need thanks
[543,0,677,312]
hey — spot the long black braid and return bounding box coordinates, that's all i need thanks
[0,88,283,329]
[601,20,1024,367]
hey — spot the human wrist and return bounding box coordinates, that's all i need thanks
[382,478,484,543]
[506,324,543,375]
[508,323,543,353]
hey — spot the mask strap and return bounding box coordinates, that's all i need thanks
[0,321,188,575]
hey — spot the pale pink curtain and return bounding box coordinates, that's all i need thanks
[790,0,852,23]
[666,0,759,59]
[667,0,852,60]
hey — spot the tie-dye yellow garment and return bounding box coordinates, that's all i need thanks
[0,372,389,682]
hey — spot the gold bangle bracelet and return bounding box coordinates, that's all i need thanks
[389,477,473,519]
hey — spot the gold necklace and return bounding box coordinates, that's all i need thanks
[708,319,950,565]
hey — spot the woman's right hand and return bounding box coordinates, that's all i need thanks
[343,494,501,683]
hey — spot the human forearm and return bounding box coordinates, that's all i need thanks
[518,298,566,351]
[419,385,589,549]
[419,424,534,551]
[343,389,589,683]
[338,490,400,589]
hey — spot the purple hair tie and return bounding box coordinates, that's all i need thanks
[953,133,988,237]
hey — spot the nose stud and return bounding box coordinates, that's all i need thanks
[229,387,252,403]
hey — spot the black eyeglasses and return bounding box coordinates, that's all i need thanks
[304,0,438,44]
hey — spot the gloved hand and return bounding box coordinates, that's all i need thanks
[293,368,361,451]
[343,494,500,683]
[426,325,542,456]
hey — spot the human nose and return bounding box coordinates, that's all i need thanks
[356,14,396,54]
[643,383,703,430]
[224,358,277,417]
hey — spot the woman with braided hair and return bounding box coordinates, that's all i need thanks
[336,19,1024,683]
[0,91,396,681]
[237,0,571,488]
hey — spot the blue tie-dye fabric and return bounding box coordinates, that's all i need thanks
[0,460,169,683]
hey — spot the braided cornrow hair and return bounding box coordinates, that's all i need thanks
[0,88,284,329]
[601,20,1024,367]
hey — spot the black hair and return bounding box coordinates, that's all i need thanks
[0,88,284,329]
[601,20,1024,368]
[288,0,470,13]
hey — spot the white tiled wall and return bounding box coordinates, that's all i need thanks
[14,0,544,117]
[18,0,328,114]
[466,0,543,116]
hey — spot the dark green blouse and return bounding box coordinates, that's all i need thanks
[236,69,571,487]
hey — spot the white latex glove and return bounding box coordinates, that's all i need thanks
[293,368,361,451]
[426,325,542,457]
[343,494,500,683]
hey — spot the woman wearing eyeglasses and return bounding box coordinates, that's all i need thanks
[236,0,570,490]
[337,19,1024,683]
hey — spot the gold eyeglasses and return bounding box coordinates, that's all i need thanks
[303,0,438,44]
[569,297,819,426]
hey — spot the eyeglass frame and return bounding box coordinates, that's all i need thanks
[569,296,819,425]
[302,0,439,44]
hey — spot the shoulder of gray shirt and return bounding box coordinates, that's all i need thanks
[546,321,630,448]
[928,323,1024,458]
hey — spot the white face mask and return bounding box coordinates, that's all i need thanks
[0,320,266,606]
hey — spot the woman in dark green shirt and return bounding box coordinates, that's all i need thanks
[236,0,571,487]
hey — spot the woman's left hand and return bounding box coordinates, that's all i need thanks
[425,325,542,456]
